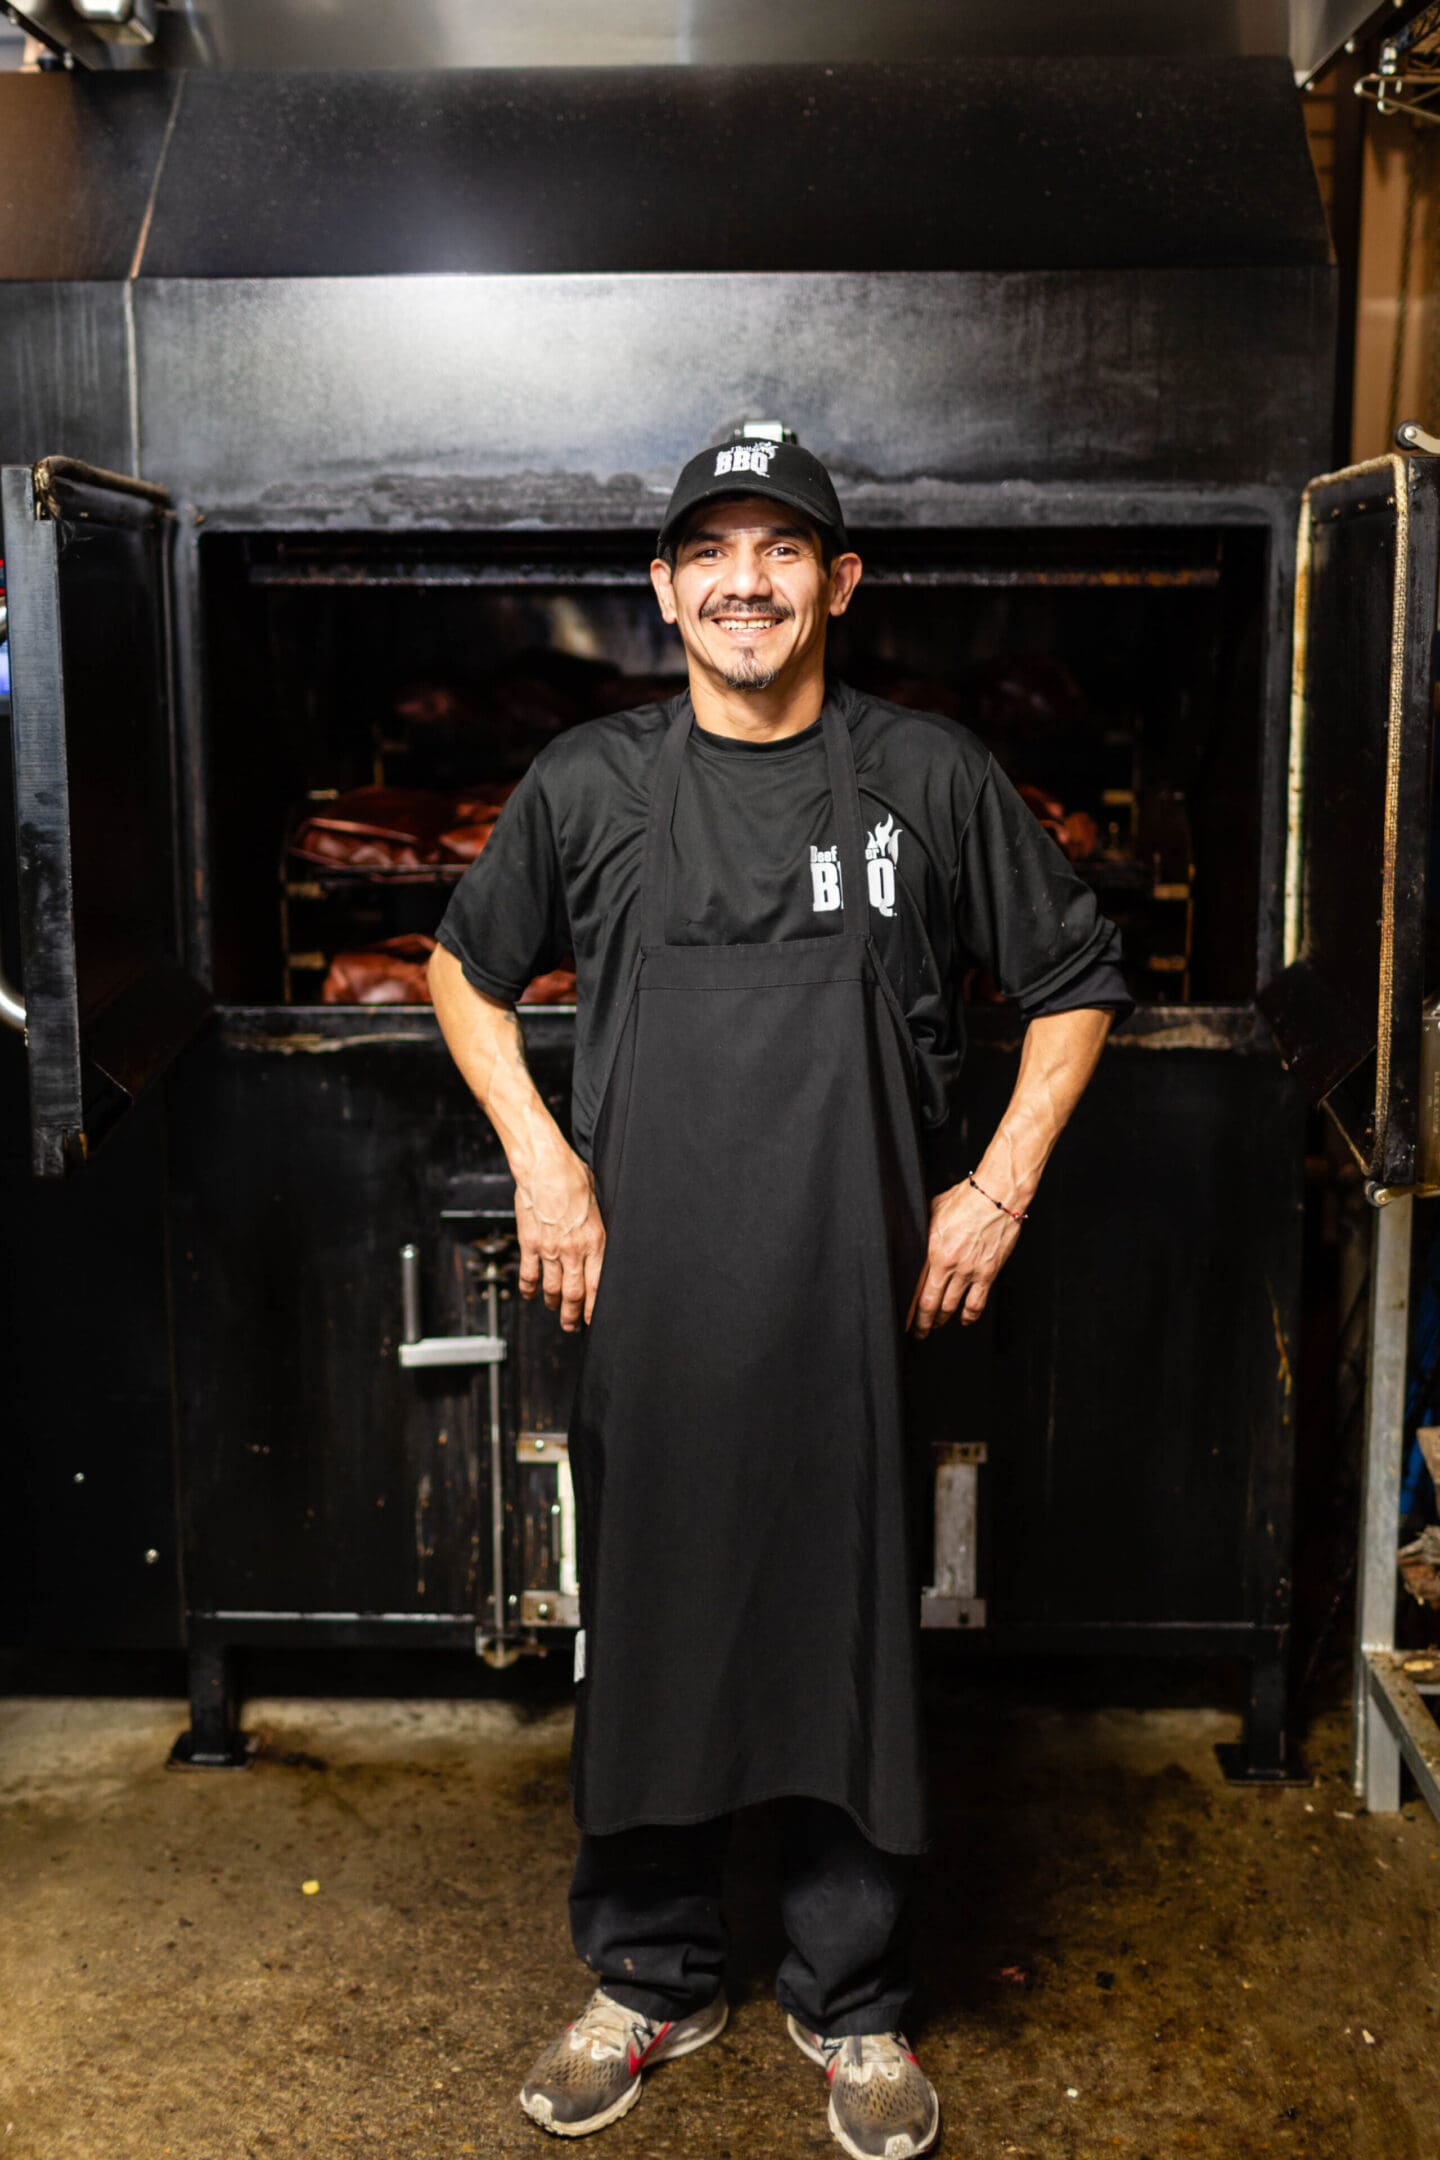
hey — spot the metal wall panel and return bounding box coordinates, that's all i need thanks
[133,268,1336,516]
[1290,0,1387,84]
[0,283,134,474]
[0,61,1327,282]
[0,1073,181,1649]
[0,75,175,281]
[24,2,1295,75]
[132,61,1329,280]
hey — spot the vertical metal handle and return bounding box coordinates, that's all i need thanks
[400,1243,421,1344]
[0,969,23,1033]
[485,1256,507,1632]
[396,1240,505,1369]
[478,1245,522,1668]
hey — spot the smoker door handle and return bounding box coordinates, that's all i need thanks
[396,1241,506,1367]
[399,1337,507,1368]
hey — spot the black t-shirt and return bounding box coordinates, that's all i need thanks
[436,681,1130,1155]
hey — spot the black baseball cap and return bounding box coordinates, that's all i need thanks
[656,429,848,560]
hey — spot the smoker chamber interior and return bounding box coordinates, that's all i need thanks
[201,525,1268,1011]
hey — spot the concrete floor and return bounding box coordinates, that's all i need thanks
[2,1678,1439,2160]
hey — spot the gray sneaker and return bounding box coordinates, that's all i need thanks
[519,1986,728,2137]
[787,2015,941,2160]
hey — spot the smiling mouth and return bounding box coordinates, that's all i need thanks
[707,614,784,636]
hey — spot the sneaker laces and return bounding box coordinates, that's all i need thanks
[569,1990,655,2063]
[819,2032,912,2085]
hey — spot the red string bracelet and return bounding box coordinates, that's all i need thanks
[968,1172,1029,1223]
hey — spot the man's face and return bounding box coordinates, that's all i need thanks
[650,496,862,696]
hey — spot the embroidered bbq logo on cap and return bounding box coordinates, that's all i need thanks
[713,445,775,478]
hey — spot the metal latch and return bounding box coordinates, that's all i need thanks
[920,1441,987,1629]
[397,1243,506,1368]
[1365,995,1440,1207]
[516,1431,579,1627]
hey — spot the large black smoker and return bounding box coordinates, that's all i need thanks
[0,58,1341,1775]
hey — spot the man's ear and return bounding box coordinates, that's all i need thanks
[650,559,678,625]
[827,551,864,618]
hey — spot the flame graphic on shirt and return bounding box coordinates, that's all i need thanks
[866,814,901,863]
[862,816,902,918]
[809,819,904,917]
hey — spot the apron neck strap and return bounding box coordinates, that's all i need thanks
[640,702,694,948]
[640,689,868,949]
[822,692,868,920]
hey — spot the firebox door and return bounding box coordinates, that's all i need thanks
[2,458,211,1176]
[1259,450,1439,1194]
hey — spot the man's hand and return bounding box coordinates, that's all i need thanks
[515,1143,606,1333]
[908,1179,1022,1338]
[427,947,607,1334]
[906,1007,1114,1340]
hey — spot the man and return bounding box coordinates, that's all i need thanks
[430,431,1127,2158]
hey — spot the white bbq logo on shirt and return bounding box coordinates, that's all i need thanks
[865,815,902,918]
[713,444,775,479]
[809,845,843,913]
[808,820,903,918]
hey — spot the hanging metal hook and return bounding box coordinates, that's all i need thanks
[1356,8,1440,123]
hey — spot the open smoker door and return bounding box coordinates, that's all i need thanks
[3,458,210,1177]
[1258,452,1438,1193]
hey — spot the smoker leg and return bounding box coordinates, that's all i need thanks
[1355,1656,1404,1813]
[1215,1638,1305,1784]
[168,1635,256,1769]
[1350,1200,1413,1812]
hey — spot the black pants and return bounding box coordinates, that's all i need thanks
[569,1800,916,2037]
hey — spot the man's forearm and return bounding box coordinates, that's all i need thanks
[429,945,604,1329]
[972,1007,1113,1214]
[910,1004,1113,1336]
[427,944,567,1182]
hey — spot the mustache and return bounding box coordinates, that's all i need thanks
[699,596,794,621]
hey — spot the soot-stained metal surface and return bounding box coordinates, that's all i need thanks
[0,61,1334,506]
[133,272,1335,518]
[142,59,1328,279]
[0,60,1328,281]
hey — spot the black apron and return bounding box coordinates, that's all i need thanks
[567,697,931,1855]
